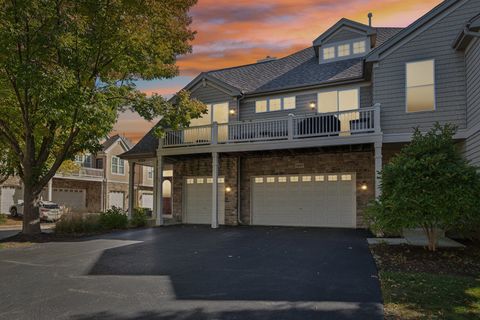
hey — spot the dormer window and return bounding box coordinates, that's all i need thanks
[338,44,350,57]
[323,47,335,60]
[353,40,366,54]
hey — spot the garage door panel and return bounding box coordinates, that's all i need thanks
[252,173,356,228]
[185,177,225,225]
[109,191,124,209]
[52,188,86,212]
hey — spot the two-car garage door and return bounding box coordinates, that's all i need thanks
[251,173,356,228]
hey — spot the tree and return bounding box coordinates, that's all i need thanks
[366,123,480,251]
[0,0,206,235]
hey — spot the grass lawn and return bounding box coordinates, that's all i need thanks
[371,243,480,319]
[381,271,480,319]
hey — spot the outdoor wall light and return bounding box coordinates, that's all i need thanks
[225,186,232,193]
[229,109,236,115]
[309,101,316,109]
[360,182,368,191]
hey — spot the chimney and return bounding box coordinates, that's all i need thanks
[257,56,277,63]
[368,12,373,27]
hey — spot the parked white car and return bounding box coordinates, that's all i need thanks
[10,201,63,222]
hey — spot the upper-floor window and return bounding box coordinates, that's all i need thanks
[353,41,366,54]
[338,44,350,57]
[318,88,359,113]
[111,156,125,175]
[406,60,435,113]
[323,47,335,60]
[255,96,296,113]
[75,154,92,168]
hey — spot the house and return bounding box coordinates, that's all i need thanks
[0,134,157,215]
[121,0,480,229]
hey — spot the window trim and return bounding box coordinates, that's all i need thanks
[405,59,436,114]
[317,87,360,114]
[111,156,125,176]
[255,96,297,113]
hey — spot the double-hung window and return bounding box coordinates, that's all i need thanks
[111,156,125,175]
[406,60,435,113]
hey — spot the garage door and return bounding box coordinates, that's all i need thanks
[251,173,356,228]
[141,192,153,209]
[0,186,22,214]
[185,177,225,224]
[53,188,86,212]
[109,191,125,209]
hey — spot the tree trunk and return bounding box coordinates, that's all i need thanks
[424,226,437,252]
[22,181,41,235]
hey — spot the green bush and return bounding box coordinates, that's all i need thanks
[99,207,128,230]
[0,213,7,225]
[55,213,102,234]
[130,208,148,228]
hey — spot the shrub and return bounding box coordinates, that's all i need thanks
[366,123,480,251]
[130,208,148,228]
[99,207,128,230]
[55,213,102,234]
[0,213,7,225]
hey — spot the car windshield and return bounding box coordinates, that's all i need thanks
[42,204,59,209]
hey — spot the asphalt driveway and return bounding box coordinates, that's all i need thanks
[0,226,382,320]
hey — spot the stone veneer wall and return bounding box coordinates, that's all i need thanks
[239,147,375,228]
[171,146,376,228]
[172,156,238,225]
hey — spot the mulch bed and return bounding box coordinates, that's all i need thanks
[370,242,480,277]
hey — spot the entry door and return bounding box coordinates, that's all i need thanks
[185,177,225,224]
[251,173,356,228]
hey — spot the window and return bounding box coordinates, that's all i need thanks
[147,167,153,180]
[187,178,194,184]
[96,159,103,169]
[315,175,325,182]
[406,60,435,112]
[278,177,287,183]
[290,176,299,182]
[111,156,125,175]
[328,175,338,181]
[341,174,352,181]
[269,98,281,112]
[337,44,350,57]
[255,100,268,113]
[255,96,296,113]
[353,41,366,54]
[302,176,312,182]
[75,154,92,167]
[206,178,213,183]
[318,88,359,113]
[266,177,275,183]
[255,177,264,183]
[323,47,335,60]
[197,178,204,184]
[283,96,296,110]
[190,102,230,125]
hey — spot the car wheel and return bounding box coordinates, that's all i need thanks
[10,207,18,217]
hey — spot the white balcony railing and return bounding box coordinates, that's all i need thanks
[55,167,104,179]
[162,106,380,148]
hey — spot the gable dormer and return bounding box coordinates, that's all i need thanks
[313,18,375,64]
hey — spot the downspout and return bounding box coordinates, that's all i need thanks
[236,92,246,225]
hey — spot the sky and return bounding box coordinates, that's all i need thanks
[112,0,443,143]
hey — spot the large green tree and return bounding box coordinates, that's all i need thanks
[366,124,480,251]
[0,0,205,235]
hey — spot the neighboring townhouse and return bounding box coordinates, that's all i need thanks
[121,0,480,229]
[0,134,156,215]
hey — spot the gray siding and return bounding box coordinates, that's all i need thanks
[466,38,480,129]
[190,82,237,122]
[239,86,373,121]
[466,131,480,167]
[324,29,364,44]
[373,0,480,134]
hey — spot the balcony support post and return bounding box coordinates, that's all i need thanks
[374,103,381,133]
[374,141,383,199]
[287,114,294,140]
[212,122,218,145]
[211,152,219,229]
[128,160,135,218]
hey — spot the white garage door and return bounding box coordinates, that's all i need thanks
[141,192,153,209]
[0,186,22,214]
[251,173,356,228]
[53,188,86,212]
[109,191,125,209]
[185,177,225,224]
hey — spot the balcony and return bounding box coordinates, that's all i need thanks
[161,106,381,154]
[55,167,104,181]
